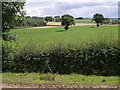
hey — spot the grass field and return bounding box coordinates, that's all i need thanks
[10,25,118,50]
[3,73,119,85]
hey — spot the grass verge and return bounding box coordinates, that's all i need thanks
[3,73,119,85]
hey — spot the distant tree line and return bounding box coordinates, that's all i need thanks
[14,16,62,28]
[44,16,61,22]
[14,16,46,27]
[76,17,84,19]
[103,18,120,24]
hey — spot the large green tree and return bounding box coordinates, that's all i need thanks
[61,14,75,31]
[2,2,25,41]
[93,13,104,27]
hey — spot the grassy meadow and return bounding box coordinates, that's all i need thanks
[10,25,118,50]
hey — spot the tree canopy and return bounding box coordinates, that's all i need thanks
[93,13,104,27]
[2,2,25,41]
[45,16,53,22]
[54,16,61,22]
[61,14,75,30]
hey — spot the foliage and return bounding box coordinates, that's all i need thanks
[22,17,46,27]
[103,18,110,24]
[76,17,84,19]
[103,19,120,24]
[61,14,75,30]
[93,13,104,27]
[2,41,120,76]
[2,2,25,41]
[14,16,46,27]
[32,16,44,20]
[111,19,120,24]
[45,16,54,22]
[54,16,61,22]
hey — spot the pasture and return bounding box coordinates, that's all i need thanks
[10,25,118,50]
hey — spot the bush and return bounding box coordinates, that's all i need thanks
[2,42,120,76]
[2,41,17,72]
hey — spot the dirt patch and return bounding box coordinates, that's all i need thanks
[2,83,119,88]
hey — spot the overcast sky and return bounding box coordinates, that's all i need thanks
[24,0,119,18]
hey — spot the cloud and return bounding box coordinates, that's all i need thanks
[24,1,118,18]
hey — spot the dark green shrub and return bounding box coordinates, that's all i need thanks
[2,42,120,76]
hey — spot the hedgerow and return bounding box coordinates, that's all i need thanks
[2,42,120,76]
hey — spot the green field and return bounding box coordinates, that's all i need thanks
[10,25,118,50]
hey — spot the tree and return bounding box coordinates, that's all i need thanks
[45,16,53,22]
[2,2,25,41]
[61,14,75,31]
[93,13,104,27]
[26,16,31,19]
[54,16,61,22]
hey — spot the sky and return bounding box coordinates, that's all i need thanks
[24,0,119,18]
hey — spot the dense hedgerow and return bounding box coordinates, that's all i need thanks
[2,42,120,76]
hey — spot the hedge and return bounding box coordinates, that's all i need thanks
[2,42,120,76]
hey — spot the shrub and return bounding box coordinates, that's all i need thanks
[2,42,120,76]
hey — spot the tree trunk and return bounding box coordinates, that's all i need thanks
[65,25,69,31]
[97,23,100,27]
